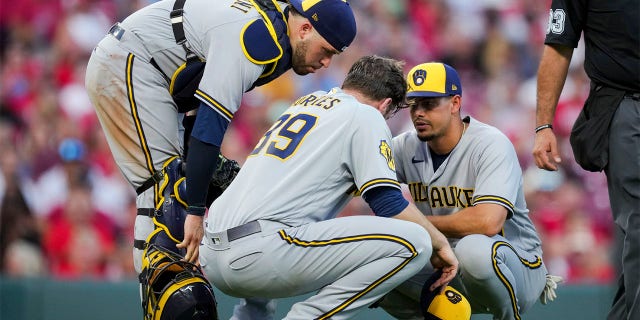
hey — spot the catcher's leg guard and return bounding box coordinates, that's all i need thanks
[146,156,189,256]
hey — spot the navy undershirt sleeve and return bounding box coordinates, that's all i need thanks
[362,186,409,218]
[185,137,219,212]
[185,103,230,213]
[191,103,229,147]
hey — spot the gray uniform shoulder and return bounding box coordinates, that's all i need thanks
[465,117,516,154]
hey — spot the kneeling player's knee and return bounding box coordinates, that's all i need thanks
[406,223,432,257]
[455,234,494,280]
[393,222,432,270]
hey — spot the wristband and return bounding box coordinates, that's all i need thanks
[187,206,207,216]
[535,124,553,133]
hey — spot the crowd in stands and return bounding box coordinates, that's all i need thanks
[0,0,615,285]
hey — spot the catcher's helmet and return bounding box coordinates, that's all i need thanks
[421,271,471,320]
[140,244,218,320]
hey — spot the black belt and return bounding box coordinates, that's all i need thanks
[217,221,262,243]
[137,208,156,217]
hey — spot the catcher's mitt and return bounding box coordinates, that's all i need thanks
[211,154,240,190]
[206,154,241,206]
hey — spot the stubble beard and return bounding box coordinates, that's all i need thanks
[417,133,436,142]
[291,40,310,75]
[416,126,443,142]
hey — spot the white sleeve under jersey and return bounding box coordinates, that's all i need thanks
[392,117,542,251]
[207,88,401,233]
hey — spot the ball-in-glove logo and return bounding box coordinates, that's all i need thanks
[445,289,463,304]
[413,69,427,86]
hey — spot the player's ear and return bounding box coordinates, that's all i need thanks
[378,97,393,118]
[288,14,312,41]
[298,20,313,39]
[450,95,462,114]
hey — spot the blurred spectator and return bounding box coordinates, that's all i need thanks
[42,185,117,279]
[525,167,614,284]
[25,137,91,217]
[0,133,42,276]
[25,137,134,229]
[3,239,46,277]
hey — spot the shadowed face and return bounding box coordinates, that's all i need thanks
[291,30,338,75]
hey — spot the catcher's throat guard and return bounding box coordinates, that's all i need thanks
[140,244,218,320]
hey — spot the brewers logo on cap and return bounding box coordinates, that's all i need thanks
[421,271,471,320]
[424,286,471,320]
[407,62,462,98]
[413,69,427,86]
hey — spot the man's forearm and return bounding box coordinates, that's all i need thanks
[393,204,449,251]
[426,204,508,238]
[536,44,574,126]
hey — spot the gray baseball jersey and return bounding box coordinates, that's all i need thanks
[208,88,401,230]
[200,88,433,319]
[382,117,547,319]
[85,0,289,273]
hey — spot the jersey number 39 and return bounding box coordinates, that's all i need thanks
[250,113,318,160]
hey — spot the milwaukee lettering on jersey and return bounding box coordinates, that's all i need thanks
[408,182,473,208]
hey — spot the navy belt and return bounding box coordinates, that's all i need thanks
[219,221,262,243]
[108,23,125,40]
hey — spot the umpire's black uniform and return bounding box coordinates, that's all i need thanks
[545,1,639,319]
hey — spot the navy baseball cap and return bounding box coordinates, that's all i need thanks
[289,0,356,52]
[407,62,462,98]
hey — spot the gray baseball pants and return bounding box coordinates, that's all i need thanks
[200,216,432,320]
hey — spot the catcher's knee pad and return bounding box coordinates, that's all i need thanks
[147,156,189,256]
[140,244,218,320]
[421,271,471,320]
